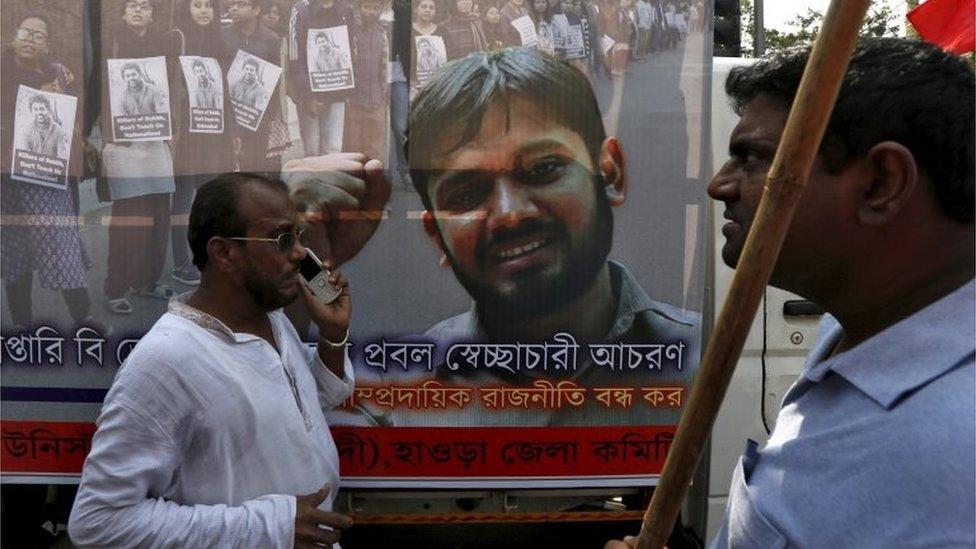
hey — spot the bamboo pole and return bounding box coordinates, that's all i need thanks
[634,0,872,547]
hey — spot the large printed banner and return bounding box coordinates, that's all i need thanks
[1,0,711,490]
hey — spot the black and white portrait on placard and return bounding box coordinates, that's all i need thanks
[179,55,224,133]
[307,26,355,92]
[414,35,447,88]
[10,85,77,190]
[106,56,172,141]
[227,49,281,131]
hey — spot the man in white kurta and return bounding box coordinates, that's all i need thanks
[69,173,355,548]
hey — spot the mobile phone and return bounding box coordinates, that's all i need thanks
[299,248,341,304]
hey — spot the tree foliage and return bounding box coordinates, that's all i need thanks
[738,1,901,57]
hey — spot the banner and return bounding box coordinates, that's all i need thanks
[1,0,711,491]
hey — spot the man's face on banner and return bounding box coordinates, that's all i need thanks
[423,98,621,318]
[30,101,51,125]
[360,1,384,22]
[123,1,154,29]
[229,0,260,25]
[242,62,257,82]
[123,68,142,90]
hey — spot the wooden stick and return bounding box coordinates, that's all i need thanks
[634,1,872,547]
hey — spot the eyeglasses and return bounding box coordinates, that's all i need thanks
[15,28,49,44]
[125,1,154,12]
[228,227,309,251]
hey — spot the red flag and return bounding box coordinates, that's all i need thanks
[908,0,976,54]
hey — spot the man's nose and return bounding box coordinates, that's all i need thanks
[707,162,741,202]
[288,237,307,262]
[485,177,540,232]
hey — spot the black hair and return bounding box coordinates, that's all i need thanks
[407,47,606,210]
[726,37,975,222]
[119,0,156,16]
[120,61,142,77]
[242,56,260,70]
[28,94,53,110]
[189,172,289,269]
[14,12,52,35]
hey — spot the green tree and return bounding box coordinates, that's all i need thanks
[737,3,901,57]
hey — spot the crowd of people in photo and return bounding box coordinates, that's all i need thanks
[1,0,700,324]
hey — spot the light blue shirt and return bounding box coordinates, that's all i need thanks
[711,280,975,548]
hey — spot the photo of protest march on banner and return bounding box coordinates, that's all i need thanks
[106,56,172,142]
[414,35,447,88]
[179,56,224,134]
[307,26,355,92]
[227,49,281,131]
[9,85,77,190]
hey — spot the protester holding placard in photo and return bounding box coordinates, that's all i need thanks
[100,0,182,315]
[388,0,412,187]
[343,0,389,161]
[551,0,590,75]
[481,1,519,50]
[1,11,92,328]
[171,0,235,286]
[602,0,633,76]
[527,0,553,55]
[441,0,488,60]
[287,0,356,156]
[410,0,446,92]
[223,0,283,174]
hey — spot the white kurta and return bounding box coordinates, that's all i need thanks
[69,296,354,548]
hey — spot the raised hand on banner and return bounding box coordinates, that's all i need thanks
[282,152,392,267]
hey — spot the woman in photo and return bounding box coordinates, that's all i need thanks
[0,12,92,328]
[481,2,514,50]
[100,0,182,314]
[441,0,488,61]
[527,0,553,56]
[410,0,444,93]
[169,0,234,286]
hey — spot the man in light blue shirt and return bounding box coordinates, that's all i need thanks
[609,37,974,548]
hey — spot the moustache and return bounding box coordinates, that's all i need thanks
[477,218,566,263]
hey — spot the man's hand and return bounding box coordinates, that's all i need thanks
[294,484,353,549]
[300,264,350,340]
[283,153,392,267]
[604,536,638,549]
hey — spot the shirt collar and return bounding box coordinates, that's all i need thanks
[168,293,238,339]
[802,279,975,409]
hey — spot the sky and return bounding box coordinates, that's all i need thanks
[764,0,911,31]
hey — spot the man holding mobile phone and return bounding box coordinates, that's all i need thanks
[70,173,354,548]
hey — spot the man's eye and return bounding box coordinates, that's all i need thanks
[437,181,492,212]
[521,158,566,183]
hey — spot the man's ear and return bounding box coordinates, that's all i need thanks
[599,137,628,207]
[207,237,239,274]
[858,141,918,226]
[421,210,450,268]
